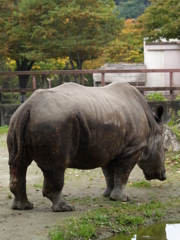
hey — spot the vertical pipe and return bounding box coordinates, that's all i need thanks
[32,75,36,90]
[170,72,173,100]
[101,73,105,86]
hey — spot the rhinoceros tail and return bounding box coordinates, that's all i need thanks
[7,107,30,166]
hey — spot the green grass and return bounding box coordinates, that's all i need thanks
[49,199,167,240]
[129,180,151,188]
[34,182,43,188]
[0,126,9,135]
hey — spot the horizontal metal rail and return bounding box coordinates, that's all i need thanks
[1,69,180,75]
[136,87,180,91]
[0,88,35,93]
[0,69,180,100]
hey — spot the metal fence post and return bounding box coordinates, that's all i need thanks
[170,72,173,100]
[33,75,36,89]
[101,73,105,86]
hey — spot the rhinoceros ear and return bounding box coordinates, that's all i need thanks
[155,105,164,123]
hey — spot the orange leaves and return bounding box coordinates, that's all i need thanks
[106,18,143,63]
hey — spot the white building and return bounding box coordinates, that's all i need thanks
[144,39,180,89]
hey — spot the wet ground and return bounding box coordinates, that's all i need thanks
[106,221,180,240]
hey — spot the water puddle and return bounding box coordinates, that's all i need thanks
[105,221,180,240]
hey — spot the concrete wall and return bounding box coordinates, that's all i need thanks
[93,63,146,87]
[1,101,180,126]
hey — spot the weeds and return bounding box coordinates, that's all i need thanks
[167,109,180,127]
[166,152,180,170]
[145,92,167,101]
[168,125,180,141]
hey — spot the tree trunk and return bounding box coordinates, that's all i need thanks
[68,55,80,84]
[76,56,84,85]
[16,58,35,103]
[58,74,63,85]
[42,75,47,89]
[18,75,29,103]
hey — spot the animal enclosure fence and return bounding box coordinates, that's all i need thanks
[0,69,180,101]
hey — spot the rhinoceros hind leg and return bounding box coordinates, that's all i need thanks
[11,198,34,210]
[10,158,33,210]
[42,170,75,212]
[102,163,114,197]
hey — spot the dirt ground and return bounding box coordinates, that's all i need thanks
[1,133,180,240]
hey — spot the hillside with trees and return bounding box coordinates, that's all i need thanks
[137,0,180,42]
[115,0,150,19]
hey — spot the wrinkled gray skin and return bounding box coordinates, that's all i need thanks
[7,82,166,212]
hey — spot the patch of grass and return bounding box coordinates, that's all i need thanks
[49,217,97,240]
[49,199,167,240]
[34,183,43,188]
[130,180,151,188]
[0,126,9,135]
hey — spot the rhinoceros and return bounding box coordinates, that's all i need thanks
[7,82,166,212]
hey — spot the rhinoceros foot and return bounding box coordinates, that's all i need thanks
[103,187,113,197]
[11,199,34,210]
[52,202,75,212]
[109,190,130,202]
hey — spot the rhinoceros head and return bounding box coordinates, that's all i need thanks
[138,105,166,181]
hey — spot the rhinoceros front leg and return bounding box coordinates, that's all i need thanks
[109,167,131,202]
[42,170,75,212]
[10,164,33,210]
[109,150,142,202]
[102,163,114,197]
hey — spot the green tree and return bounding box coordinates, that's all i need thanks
[137,0,180,41]
[26,0,123,71]
[0,0,123,89]
[0,0,38,92]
